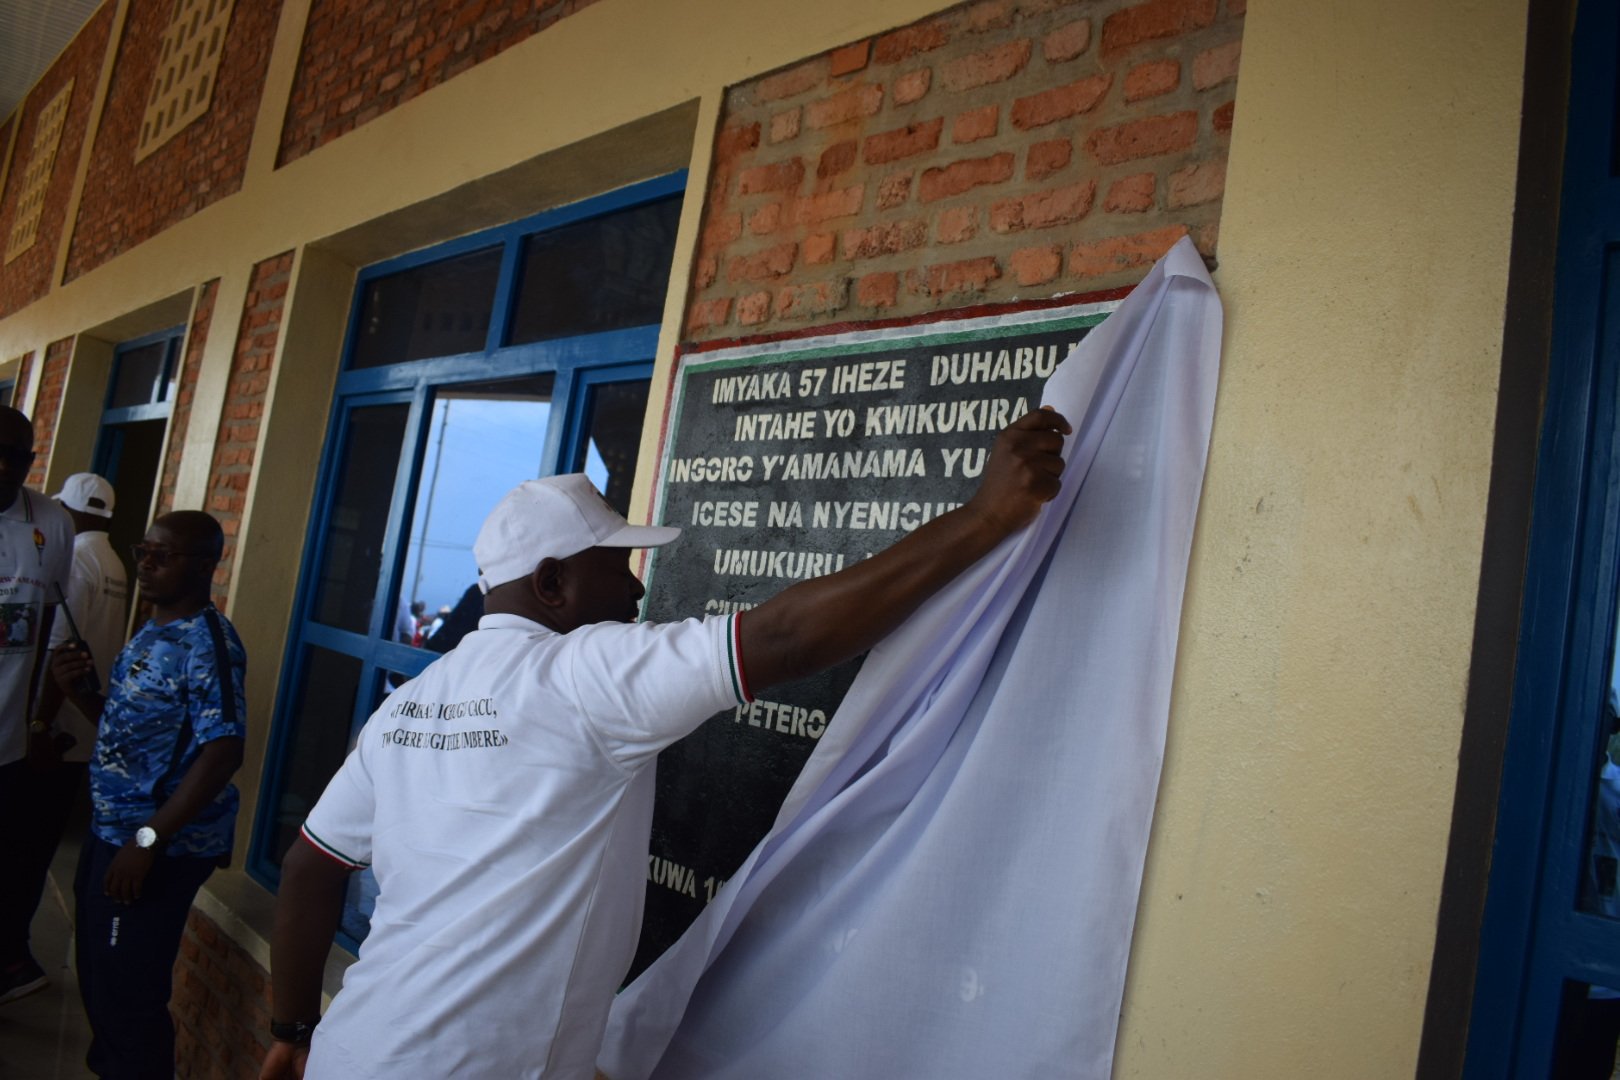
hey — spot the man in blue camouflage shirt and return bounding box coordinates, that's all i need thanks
[52,509,246,1080]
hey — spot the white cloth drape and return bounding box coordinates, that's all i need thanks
[600,236,1222,1080]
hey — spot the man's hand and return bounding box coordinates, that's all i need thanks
[260,1040,309,1079]
[103,842,157,905]
[964,406,1073,536]
[49,640,94,689]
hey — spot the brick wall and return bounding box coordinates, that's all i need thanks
[206,253,291,608]
[25,337,75,488]
[687,0,1241,342]
[6,351,32,412]
[278,0,602,166]
[65,0,285,283]
[173,908,272,1079]
[157,279,221,517]
[0,5,115,318]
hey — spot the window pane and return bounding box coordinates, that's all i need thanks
[578,378,650,515]
[350,246,502,369]
[311,404,410,634]
[108,341,170,408]
[507,197,682,346]
[398,375,555,631]
[265,646,363,867]
[1553,980,1620,1076]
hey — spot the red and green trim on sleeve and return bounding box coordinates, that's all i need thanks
[300,824,369,870]
[728,612,754,705]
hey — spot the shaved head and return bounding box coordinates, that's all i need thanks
[0,407,35,513]
[154,510,225,562]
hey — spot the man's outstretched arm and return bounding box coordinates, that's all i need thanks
[261,837,354,1079]
[740,407,1071,691]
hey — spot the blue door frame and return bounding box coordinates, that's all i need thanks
[92,324,185,480]
[1467,2,1620,1071]
[247,173,682,893]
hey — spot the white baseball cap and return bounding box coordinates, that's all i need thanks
[54,473,115,518]
[473,474,680,593]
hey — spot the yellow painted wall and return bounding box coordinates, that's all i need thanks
[0,0,1530,1072]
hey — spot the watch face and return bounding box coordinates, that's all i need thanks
[135,826,158,849]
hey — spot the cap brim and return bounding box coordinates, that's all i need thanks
[597,523,682,549]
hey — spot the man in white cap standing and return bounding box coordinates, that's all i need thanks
[261,408,1072,1080]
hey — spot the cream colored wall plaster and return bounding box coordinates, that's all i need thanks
[1111,0,1526,1076]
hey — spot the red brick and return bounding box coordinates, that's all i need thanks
[738,291,772,325]
[1085,111,1198,163]
[842,220,928,259]
[727,242,798,282]
[1104,172,1156,212]
[770,108,802,144]
[1101,0,1219,57]
[1124,60,1180,101]
[878,170,915,209]
[806,83,884,129]
[738,159,805,195]
[1193,40,1242,89]
[829,40,871,77]
[716,122,762,162]
[965,0,1015,32]
[990,180,1096,233]
[935,206,979,244]
[1026,138,1072,180]
[857,271,899,308]
[952,105,999,144]
[1167,158,1226,207]
[702,212,743,248]
[775,279,849,319]
[864,118,944,164]
[1068,225,1190,277]
[918,152,1016,203]
[893,68,933,105]
[906,256,1002,298]
[748,204,783,234]
[874,22,950,64]
[1010,244,1063,285]
[804,232,837,264]
[793,185,865,224]
[1213,99,1235,133]
[1043,19,1092,62]
[757,61,823,102]
[1010,74,1112,129]
[940,39,1032,92]
[694,254,718,290]
[686,297,732,335]
[819,140,858,178]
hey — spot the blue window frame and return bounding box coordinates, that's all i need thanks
[248,174,685,944]
[93,325,185,585]
[1467,2,1620,1072]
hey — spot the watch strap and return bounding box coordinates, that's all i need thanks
[270,1018,319,1045]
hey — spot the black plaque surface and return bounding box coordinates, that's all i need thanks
[630,301,1116,976]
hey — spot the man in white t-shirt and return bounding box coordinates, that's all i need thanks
[0,407,76,1005]
[261,409,1072,1080]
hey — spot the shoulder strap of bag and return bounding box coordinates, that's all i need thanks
[150,606,237,802]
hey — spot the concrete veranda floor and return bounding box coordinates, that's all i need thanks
[0,825,95,1079]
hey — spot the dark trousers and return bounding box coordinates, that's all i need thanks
[0,757,86,964]
[74,837,216,1080]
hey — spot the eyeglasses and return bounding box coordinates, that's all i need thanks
[130,545,209,568]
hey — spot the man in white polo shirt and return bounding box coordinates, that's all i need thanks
[261,408,1072,1080]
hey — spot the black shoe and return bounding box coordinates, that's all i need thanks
[0,956,47,1005]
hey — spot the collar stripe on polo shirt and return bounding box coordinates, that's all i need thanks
[301,823,369,869]
[728,614,752,704]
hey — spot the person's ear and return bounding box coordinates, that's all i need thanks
[530,557,567,610]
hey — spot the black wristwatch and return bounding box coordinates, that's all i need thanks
[270,1017,319,1045]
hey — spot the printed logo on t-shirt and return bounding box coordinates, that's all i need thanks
[0,601,38,650]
